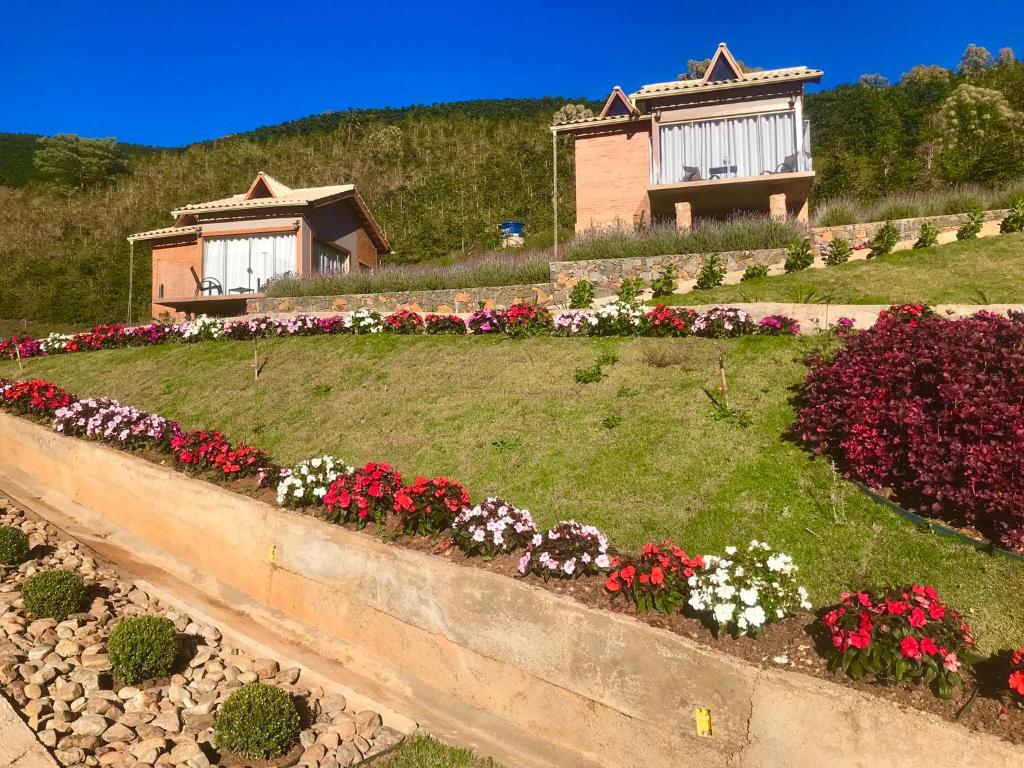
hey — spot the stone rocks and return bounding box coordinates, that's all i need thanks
[71,713,110,736]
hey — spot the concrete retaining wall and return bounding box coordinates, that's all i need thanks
[0,413,1019,768]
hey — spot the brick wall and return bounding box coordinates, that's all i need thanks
[574,124,652,232]
[151,239,200,317]
[356,227,379,269]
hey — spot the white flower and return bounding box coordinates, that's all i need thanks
[742,605,766,627]
[715,584,736,600]
[739,587,759,606]
[725,546,737,555]
[713,603,736,624]
[594,553,610,569]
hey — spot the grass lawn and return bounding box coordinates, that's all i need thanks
[374,735,501,767]
[3,334,1023,650]
[658,233,1024,306]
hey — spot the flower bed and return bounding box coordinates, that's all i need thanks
[795,309,1024,549]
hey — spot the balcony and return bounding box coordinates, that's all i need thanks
[651,111,812,188]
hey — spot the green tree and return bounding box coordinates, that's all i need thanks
[928,84,1024,183]
[552,103,594,125]
[959,44,995,75]
[33,134,127,193]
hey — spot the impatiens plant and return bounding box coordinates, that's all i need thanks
[393,476,470,534]
[40,332,74,354]
[592,299,645,336]
[757,315,800,335]
[1009,647,1024,702]
[0,336,43,360]
[686,540,811,637]
[691,307,756,338]
[424,314,467,334]
[170,430,270,478]
[385,310,424,334]
[505,304,552,337]
[276,456,353,507]
[820,585,978,699]
[876,303,935,328]
[0,378,75,418]
[52,397,179,450]
[349,309,386,334]
[226,317,281,340]
[517,520,611,580]
[466,308,507,334]
[644,305,697,337]
[323,462,403,527]
[552,310,596,336]
[181,314,225,342]
[605,540,703,614]
[450,497,537,558]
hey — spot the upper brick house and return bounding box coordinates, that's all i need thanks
[129,172,390,318]
[553,43,822,231]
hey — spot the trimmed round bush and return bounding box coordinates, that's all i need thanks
[0,526,29,565]
[214,683,300,759]
[21,570,86,619]
[108,616,179,685]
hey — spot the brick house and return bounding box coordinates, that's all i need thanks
[553,43,822,231]
[129,172,390,318]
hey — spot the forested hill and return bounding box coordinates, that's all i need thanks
[2,44,1024,325]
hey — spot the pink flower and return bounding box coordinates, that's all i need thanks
[943,653,961,672]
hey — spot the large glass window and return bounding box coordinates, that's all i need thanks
[202,233,296,292]
[313,240,350,274]
[656,111,808,185]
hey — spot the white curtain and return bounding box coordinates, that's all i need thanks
[202,233,296,291]
[657,111,798,184]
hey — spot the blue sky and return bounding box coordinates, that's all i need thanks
[3,0,1022,146]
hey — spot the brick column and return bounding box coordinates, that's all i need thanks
[769,192,788,220]
[674,201,692,231]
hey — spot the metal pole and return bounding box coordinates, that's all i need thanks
[552,131,559,256]
[127,240,134,325]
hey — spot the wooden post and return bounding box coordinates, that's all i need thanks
[14,339,23,372]
[253,337,259,381]
[719,353,729,411]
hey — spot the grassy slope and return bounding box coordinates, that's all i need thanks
[3,334,1023,650]
[660,234,1024,306]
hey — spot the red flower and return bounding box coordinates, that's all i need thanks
[650,566,665,586]
[919,637,940,656]
[1010,670,1024,695]
[605,576,621,592]
[908,608,926,628]
[900,636,922,660]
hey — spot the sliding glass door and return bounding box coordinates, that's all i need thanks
[202,233,296,292]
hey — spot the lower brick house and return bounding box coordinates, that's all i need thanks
[129,172,390,318]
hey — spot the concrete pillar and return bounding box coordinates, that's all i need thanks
[769,192,787,221]
[674,201,692,231]
[795,197,809,224]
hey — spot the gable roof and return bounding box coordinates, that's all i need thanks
[599,86,639,118]
[704,42,744,83]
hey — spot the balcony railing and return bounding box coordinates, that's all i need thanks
[652,113,812,186]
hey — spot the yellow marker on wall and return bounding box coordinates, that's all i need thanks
[695,707,712,737]
[269,544,277,564]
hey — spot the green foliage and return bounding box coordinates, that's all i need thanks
[575,352,617,384]
[870,222,900,256]
[552,103,594,125]
[822,238,852,266]
[214,683,300,760]
[957,209,985,240]
[616,278,645,303]
[695,254,726,289]
[33,134,128,194]
[21,570,85,620]
[784,238,815,272]
[741,264,769,281]
[0,526,29,565]
[108,616,179,685]
[914,221,940,249]
[931,85,1024,185]
[569,279,594,309]
[999,198,1024,232]
[650,264,678,297]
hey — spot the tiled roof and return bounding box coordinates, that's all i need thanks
[127,224,201,242]
[171,183,355,216]
[631,66,823,100]
[550,113,651,132]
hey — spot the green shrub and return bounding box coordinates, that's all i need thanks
[108,616,179,685]
[999,198,1024,233]
[695,254,726,289]
[21,570,85,620]
[814,203,858,227]
[879,202,922,221]
[214,684,301,760]
[870,222,900,256]
[741,263,769,281]
[914,221,940,249]
[569,279,594,309]
[822,238,852,266]
[650,264,678,298]
[956,209,984,241]
[616,278,645,303]
[0,526,29,566]
[784,238,815,272]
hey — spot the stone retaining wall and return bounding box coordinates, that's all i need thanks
[0,414,1020,768]
[548,248,787,300]
[812,209,1008,244]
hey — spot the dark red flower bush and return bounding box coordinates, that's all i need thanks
[385,310,424,334]
[393,476,470,534]
[820,585,977,699]
[323,462,403,528]
[876,303,936,328]
[170,430,270,478]
[0,378,75,418]
[644,305,697,337]
[423,314,467,335]
[794,312,1024,548]
[605,540,704,614]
